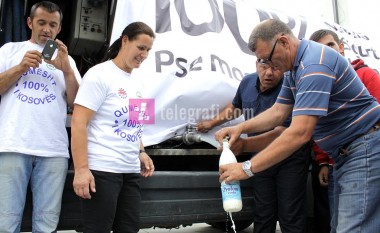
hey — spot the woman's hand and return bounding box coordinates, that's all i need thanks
[140,152,155,177]
[73,168,96,199]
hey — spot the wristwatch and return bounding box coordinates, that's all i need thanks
[242,160,254,177]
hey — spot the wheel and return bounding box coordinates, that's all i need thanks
[208,219,253,232]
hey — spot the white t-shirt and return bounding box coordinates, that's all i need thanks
[74,60,145,173]
[0,41,81,158]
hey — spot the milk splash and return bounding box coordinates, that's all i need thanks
[229,212,237,233]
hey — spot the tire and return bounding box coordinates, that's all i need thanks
[208,219,253,232]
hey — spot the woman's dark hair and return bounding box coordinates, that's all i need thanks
[30,1,63,24]
[102,21,155,62]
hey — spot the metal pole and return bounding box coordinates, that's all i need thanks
[0,0,4,32]
[332,0,339,24]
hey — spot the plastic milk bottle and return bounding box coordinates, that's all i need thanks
[219,138,242,212]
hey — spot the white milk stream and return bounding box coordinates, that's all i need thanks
[228,212,237,233]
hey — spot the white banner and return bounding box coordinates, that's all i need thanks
[111,0,380,146]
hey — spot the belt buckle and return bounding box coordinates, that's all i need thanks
[339,122,380,156]
[368,124,380,134]
[339,147,349,156]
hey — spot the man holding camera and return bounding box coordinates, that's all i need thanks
[0,1,81,232]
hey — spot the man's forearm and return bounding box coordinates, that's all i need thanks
[64,70,79,108]
[0,65,26,95]
[249,115,316,173]
[243,126,286,152]
[240,103,290,134]
[212,103,241,127]
[250,127,310,173]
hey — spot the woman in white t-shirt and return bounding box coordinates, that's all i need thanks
[71,21,155,233]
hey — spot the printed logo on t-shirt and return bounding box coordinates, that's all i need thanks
[118,88,127,99]
[45,63,57,70]
[12,67,57,105]
[112,104,144,143]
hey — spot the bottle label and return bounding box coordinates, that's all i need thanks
[221,181,241,201]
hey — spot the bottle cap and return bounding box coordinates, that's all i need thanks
[222,137,230,148]
[223,136,230,142]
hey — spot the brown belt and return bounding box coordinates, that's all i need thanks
[340,121,380,155]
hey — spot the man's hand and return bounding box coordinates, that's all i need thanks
[219,162,249,183]
[214,125,243,147]
[73,168,96,199]
[197,120,214,133]
[318,166,329,186]
[0,50,43,95]
[44,39,73,75]
[140,152,155,177]
[20,50,43,73]
[229,137,245,155]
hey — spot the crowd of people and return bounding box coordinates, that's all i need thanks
[1,1,380,233]
[216,19,380,233]
[197,56,310,233]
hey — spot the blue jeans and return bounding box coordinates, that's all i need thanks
[331,129,380,233]
[0,152,68,233]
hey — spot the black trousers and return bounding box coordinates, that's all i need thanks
[310,159,330,233]
[252,144,311,233]
[81,170,141,233]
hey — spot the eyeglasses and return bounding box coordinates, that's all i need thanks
[257,34,283,70]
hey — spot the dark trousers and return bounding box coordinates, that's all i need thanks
[252,144,311,233]
[81,170,141,233]
[311,160,330,233]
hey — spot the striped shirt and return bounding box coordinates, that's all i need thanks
[276,39,380,159]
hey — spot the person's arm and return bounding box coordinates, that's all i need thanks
[71,104,96,199]
[233,126,286,154]
[45,39,79,108]
[313,141,331,166]
[251,115,316,171]
[319,166,329,186]
[215,102,291,145]
[139,142,154,177]
[197,103,241,132]
[240,103,291,134]
[360,68,380,103]
[312,141,332,186]
[219,114,317,183]
[228,126,285,155]
[0,50,42,94]
[62,68,79,108]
